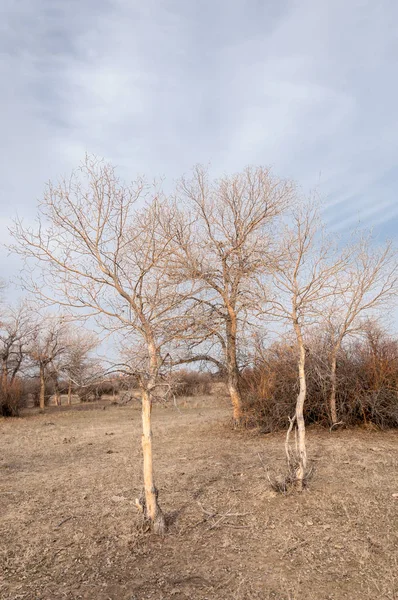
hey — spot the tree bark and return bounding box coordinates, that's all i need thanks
[295,342,307,490]
[225,312,243,424]
[39,364,46,410]
[140,387,166,534]
[292,315,307,491]
[137,338,166,534]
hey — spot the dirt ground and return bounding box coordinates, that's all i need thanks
[1,393,398,600]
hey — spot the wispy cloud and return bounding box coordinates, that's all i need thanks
[1,0,397,280]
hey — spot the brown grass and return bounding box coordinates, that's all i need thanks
[1,394,398,599]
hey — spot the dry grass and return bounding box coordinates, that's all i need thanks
[1,394,398,600]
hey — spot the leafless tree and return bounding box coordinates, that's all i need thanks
[10,155,197,534]
[268,203,346,489]
[28,315,69,409]
[322,234,397,424]
[0,303,33,390]
[168,165,293,423]
[57,328,99,405]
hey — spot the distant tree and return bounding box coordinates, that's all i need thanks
[0,303,33,389]
[28,316,69,409]
[322,234,397,424]
[57,328,99,405]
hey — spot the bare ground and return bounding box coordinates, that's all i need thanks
[1,394,398,600]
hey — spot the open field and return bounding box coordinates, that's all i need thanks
[1,395,398,600]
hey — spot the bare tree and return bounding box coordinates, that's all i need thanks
[57,327,99,405]
[28,316,69,409]
[10,155,197,534]
[268,204,345,490]
[323,235,397,425]
[169,165,293,423]
[0,303,33,390]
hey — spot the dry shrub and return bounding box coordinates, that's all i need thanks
[268,461,314,494]
[75,379,118,402]
[242,325,398,431]
[0,380,25,417]
[170,370,212,397]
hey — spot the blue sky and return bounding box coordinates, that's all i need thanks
[1,0,398,282]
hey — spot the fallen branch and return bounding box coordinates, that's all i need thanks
[55,516,76,528]
[283,539,309,556]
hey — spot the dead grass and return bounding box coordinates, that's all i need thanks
[0,394,397,599]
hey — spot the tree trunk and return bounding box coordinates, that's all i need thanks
[295,342,307,490]
[67,380,72,405]
[136,337,166,534]
[140,387,166,534]
[227,371,243,424]
[329,352,338,425]
[39,365,46,410]
[54,378,61,406]
[292,313,307,491]
[225,312,243,424]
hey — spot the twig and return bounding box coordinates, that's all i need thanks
[208,510,248,530]
[197,501,217,517]
[172,393,182,414]
[283,539,309,556]
[197,501,248,530]
[208,509,233,530]
[55,516,76,528]
[257,452,268,473]
[221,523,251,529]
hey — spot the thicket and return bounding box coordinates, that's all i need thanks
[241,326,398,431]
[170,370,212,397]
[0,380,25,417]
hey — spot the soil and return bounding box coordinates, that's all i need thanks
[1,393,397,600]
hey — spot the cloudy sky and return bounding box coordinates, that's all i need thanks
[1,0,398,282]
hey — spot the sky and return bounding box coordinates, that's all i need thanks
[1,0,398,288]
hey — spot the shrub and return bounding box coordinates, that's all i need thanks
[241,328,398,431]
[0,380,25,417]
[75,379,118,402]
[170,370,212,397]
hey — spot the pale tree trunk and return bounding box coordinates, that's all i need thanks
[295,343,307,490]
[293,318,307,491]
[140,387,165,533]
[225,312,243,424]
[137,340,166,534]
[54,378,61,406]
[39,364,46,410]
[329,351,338,425]
[67,380,72,405]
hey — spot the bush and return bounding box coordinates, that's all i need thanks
[241,327,398,431]
[75,379,118,402]
[170,370,212,397]
[0,380,25,417]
